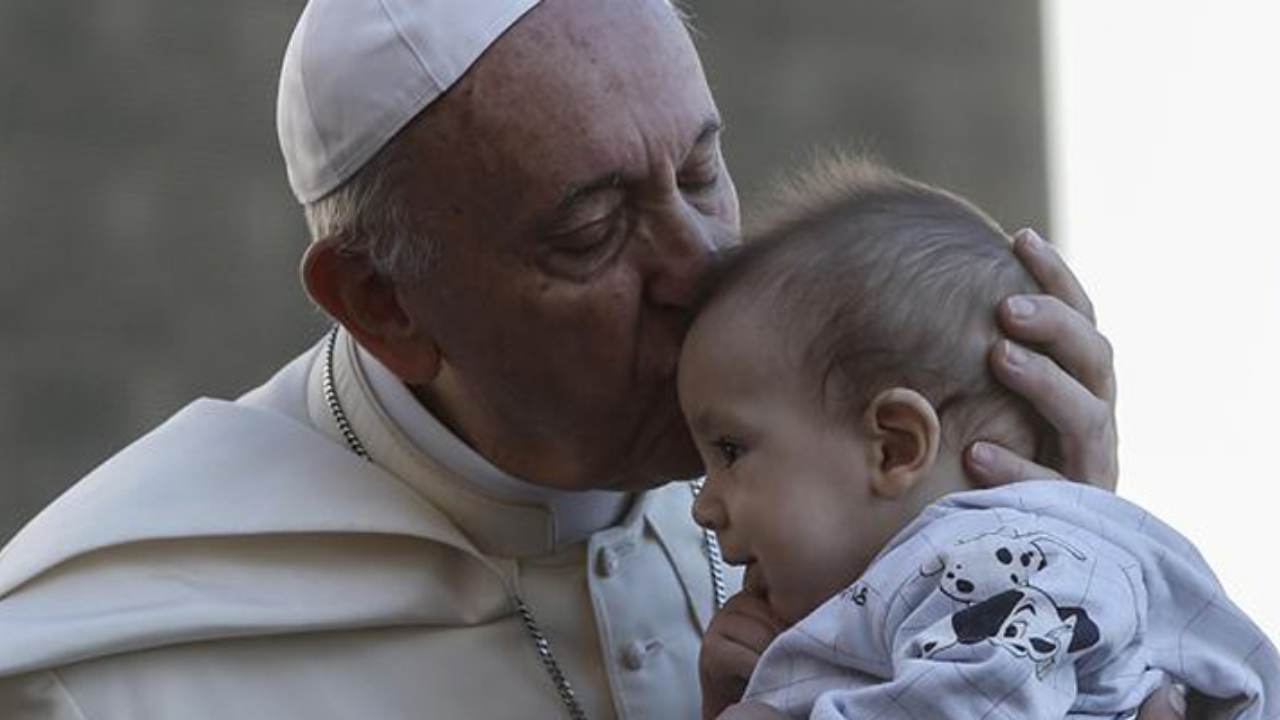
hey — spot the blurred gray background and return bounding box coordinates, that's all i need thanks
[0,2,1046,542]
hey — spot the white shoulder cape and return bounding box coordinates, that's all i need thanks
[0,399,511,677]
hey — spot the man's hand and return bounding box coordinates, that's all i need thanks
[1137,684,1190,720]
[965,228,1120,491]
[700,592,784,720]
[1140,683,1243,720]
[716,701,790,720]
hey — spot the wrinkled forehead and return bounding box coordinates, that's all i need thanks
[409,0,718,222]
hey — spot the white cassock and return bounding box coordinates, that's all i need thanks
[0,328,740,719]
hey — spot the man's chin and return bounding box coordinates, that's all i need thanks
[589,404,704,491]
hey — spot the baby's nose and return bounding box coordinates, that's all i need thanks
[691,492,726,531]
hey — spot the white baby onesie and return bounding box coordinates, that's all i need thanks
[743,481,1279,719]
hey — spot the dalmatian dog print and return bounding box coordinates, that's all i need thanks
[920,526,1086,603]
[913,586,1100,679]
[913,527,1099,679]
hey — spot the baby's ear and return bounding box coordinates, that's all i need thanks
[863,388,941,499]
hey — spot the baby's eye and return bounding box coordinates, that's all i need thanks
[711,437,745,468]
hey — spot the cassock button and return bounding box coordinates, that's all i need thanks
[621,639,663,671]
[597,547,621,577]
[622,638,650,666]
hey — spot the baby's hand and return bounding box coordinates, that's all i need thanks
[700,591,784,720]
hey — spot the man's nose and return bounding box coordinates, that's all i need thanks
[641,204,718,310]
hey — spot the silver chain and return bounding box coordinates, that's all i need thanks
[692,478,729,610]
[321,326,725,719]
[322,328,371,461]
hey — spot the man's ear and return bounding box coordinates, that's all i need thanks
[862,387,941,499]
[301,237,442,384]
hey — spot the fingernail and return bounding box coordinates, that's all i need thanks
[1169,683,1187,716]
[1016,227,1046,250]
[1006,296,1035,320]
[1003,341,1029,368]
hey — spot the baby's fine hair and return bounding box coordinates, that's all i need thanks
[700,155,1050,456]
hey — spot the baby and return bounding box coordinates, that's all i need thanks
[679,157,1279,719]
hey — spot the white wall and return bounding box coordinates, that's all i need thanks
[1046,1,1280,641]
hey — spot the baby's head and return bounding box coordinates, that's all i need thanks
[680,156,1047,625]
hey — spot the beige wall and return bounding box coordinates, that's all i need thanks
[0,1,1046,541]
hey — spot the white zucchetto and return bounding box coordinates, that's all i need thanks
[277,0,541,204]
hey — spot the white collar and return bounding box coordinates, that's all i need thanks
[355,345,631,548]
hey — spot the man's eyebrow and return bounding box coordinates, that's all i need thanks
[546,117,722,225]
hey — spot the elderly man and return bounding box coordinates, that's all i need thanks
[0,1,1190,718]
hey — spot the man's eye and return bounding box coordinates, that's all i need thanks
[555,237,609,257]
[549,216,619,259]
[711,437,745,468]
[678,170,719,193]
[678,151,722,193]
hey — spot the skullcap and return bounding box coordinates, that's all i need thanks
[277,0,541,204]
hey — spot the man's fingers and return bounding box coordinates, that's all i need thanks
[990,340,1111,444]
[1135,683,1187,720]
[965,441,1063,488]
[998,294,1117,404]
[1011,228,1096,324]
[1001,228,1120,489]
[989,339,1119,487]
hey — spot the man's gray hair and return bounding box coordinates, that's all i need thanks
[302,129,435,282]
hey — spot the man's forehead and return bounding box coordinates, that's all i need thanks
[413,0,717,218]
[467,0,710,137]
